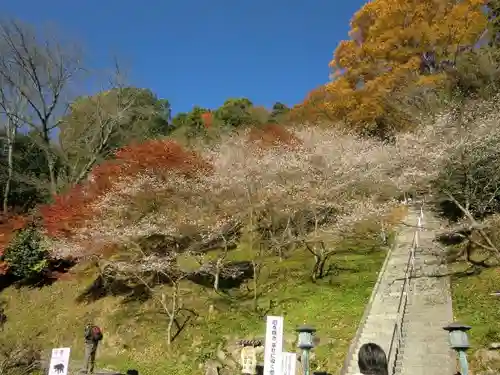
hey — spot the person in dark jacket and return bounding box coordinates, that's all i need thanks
[82,323,103,374]
[356,342,388,375]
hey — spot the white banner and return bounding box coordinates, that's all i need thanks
[282,352,297,375]
[263,316,284,375]
[48,347,71,375]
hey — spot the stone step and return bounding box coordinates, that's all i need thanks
[341,208,453,375]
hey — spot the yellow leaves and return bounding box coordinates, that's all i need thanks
[415,73,448,87]
[317,0,489,133]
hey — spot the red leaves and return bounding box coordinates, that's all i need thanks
[40,140,212,238]
[201,112,213,128]
[40,184,91,238]
[111,139,213,178]
[248,124,302,150]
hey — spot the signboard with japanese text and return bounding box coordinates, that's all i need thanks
[282,352,297,375]
[263,316,284,375]
[240,346,257,374]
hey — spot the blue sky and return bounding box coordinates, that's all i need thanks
[3,0,367,115]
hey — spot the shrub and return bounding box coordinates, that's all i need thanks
[2,224,49,280]
[0,337,41,375]
[0,215,31,276]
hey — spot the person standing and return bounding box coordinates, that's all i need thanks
[82,323,103,374]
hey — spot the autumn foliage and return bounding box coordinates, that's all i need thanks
[40,140,212,238]
[288,86,335,124]
[293,0,488,133]
[247,123,302,150]
[201,112,213,128]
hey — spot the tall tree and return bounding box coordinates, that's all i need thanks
[0,131,52,212]
[59,80,171,184]
[487,0,500,47]
[323,0,487,133]
[0,19,83,195]
[0,82,27,213]
[269,102,290,123]
[214,98,254,127]
[171,106,211,138]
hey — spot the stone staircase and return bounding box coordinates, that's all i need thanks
[341,206,456,375]
[393,210,455,375]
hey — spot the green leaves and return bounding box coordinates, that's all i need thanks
[2,224,49,280]
[214,97,254,127]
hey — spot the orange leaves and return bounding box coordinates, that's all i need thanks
[201,112,213,128]
[307,0,489,133]
[111,139,213,178]
[248,124,302,151]
[40,140,212,238]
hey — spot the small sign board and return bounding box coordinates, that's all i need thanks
[240,346,257,374]
[48,347,71,375]
[282,352,297,375]
[263,316,284,375]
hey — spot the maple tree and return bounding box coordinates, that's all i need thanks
[320,0,487,133]
[40,139,212,238]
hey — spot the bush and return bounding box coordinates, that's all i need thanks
[0,337,41,375]
[2,224,49,280]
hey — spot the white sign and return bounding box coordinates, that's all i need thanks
[263,316,284,375]
[241,346,257,374]
[282,352,297,375]
[48,347,71,375]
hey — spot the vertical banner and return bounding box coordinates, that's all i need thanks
[263,316,284,375]
[282,352,297,375]
[48,347,71,375]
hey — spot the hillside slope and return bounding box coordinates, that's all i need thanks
[1,228,391,375]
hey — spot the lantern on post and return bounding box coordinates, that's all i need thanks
[296,325,316,375]
[443,322,471,375]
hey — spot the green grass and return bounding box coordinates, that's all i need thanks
[451,264,500,371]
[0,234,389,375]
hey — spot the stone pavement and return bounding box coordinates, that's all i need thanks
[341,206,455,375]
[394,209,455,375]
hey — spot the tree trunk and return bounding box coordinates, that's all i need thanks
[311,254,327,282]
[317,256,327,279]
[3,126,15,213]
[252,260,258,311]
[47,155,57,196]
[166,284,178,346]
[214,259,221,292]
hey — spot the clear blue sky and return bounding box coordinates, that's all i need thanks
[4,0,367,115]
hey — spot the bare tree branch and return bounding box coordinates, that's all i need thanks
[0,19,82,195]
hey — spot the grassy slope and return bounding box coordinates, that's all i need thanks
[0,231,390,375]
[451,265,500,372]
